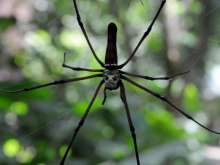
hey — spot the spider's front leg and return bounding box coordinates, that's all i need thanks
[62,52,104,72]
[72,0,104,67]
[118,0,166,69]
[0,74,102,93]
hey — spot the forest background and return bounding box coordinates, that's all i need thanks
[0,0,220,165]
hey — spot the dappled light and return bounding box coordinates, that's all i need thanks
[1,0,220,165]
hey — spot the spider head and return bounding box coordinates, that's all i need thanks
[103,69,120,90]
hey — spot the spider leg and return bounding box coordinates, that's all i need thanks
[118,0,166,69]
[120,70,190,81]
[0,74,102,93]
[62,52,104,72]
[60,80,104,165]
[72,0,105,67]
[119,81,140,165]
[102,87,107,105]
[120,85,124,103]
[121,75,220,135]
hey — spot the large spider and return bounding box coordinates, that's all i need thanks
[1,0,220,164]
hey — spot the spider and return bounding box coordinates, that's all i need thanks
[1,0,220,164]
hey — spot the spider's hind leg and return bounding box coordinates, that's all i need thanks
[60,80,104,165]
[120,81,140,165]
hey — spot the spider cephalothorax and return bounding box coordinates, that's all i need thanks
[103,69,120,90]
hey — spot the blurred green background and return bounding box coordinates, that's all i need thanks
[0,0,220,165]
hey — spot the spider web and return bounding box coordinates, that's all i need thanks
[1,0,220,165]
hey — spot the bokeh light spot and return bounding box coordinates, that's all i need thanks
[5,112,17,126]
[3,139,21,157]
[59,145,71,158]
[10,101,28,115]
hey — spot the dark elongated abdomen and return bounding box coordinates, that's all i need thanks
[105,22,118,67]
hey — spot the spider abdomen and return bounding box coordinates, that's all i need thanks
[105,22,118,68]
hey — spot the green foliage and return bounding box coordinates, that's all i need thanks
[26,30,52,48]
[3,139,21,157]
[0,97,11,110]
[145,109,184,141]
[0,17,16,32]
[183,83,200,111]
[147,28,165,51]
[60,29,87,50]
[0,0,219,165]
[59,145,71,158]
[10,101,28,115]
[190,1,202,13]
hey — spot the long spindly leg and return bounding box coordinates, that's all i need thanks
[120,85,124,103]
[119,81,140,165]
[121,75,220,135]
[102,87,107,105]
[120,70,190,81]
[72,0,104,67]
[60,80,104,165]
[118,0,166,69]
[0,74,102,93]
[62,53,104,72]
